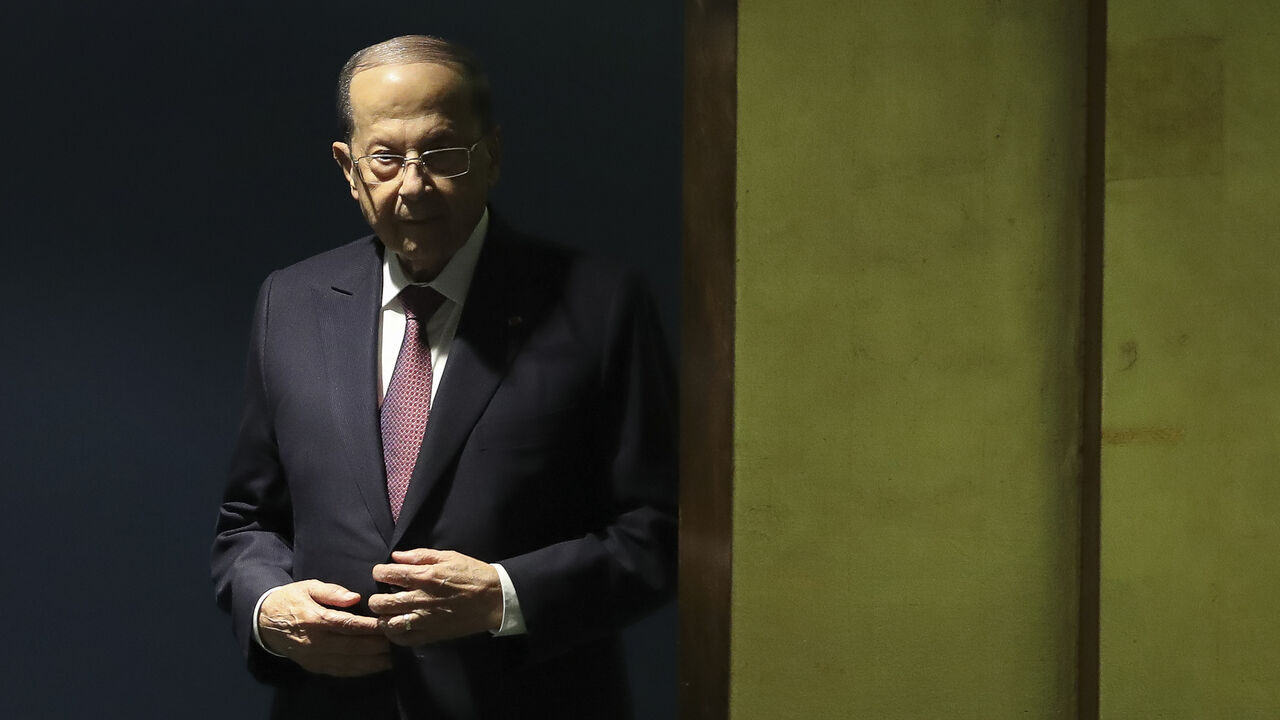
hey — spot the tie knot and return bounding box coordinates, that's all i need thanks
[400,285,445,321]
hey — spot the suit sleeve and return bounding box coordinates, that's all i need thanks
[498,272,678,660]
[210,273,304,684]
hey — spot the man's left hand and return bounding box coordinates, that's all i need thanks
[369,548,504,646]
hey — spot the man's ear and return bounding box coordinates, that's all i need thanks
[484,126,502,188]
[332,141,359,200]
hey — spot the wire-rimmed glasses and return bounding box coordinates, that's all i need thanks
[353,140,483,185]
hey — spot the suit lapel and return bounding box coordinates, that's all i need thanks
[390,227,516,549]
[315,239,396,544]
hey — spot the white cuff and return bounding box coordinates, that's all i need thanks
[252,586,287,657]
[489,563,526,636]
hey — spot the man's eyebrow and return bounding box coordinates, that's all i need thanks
[419,131,464,147]
[358,126,467,152]
[360,136,396,151]
[426,121,476,139]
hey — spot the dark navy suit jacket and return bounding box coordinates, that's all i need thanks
[212,219,677,719]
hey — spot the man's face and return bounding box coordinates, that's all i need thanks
[333,62,500,278]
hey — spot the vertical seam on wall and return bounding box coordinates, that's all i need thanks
[679,0,737,719]
[1080,0,1107,717]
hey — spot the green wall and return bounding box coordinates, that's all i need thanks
[724,2,1280,716]
[1101,2,1280,716]
[731,2,1086,717]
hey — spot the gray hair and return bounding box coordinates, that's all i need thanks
[336,35,494,139]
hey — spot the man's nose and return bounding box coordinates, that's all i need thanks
[398,159,433,197]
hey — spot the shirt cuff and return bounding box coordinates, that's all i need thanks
[489,563,526,636]
[252,586,287,657]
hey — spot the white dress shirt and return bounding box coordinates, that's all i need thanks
[254,209,525,656]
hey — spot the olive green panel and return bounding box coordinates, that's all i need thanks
[732,2,1085,717]
[1101,3,1280,718]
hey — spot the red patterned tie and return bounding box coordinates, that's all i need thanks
[381,285,445,521]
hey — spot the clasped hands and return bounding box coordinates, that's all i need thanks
[257,548,504,677]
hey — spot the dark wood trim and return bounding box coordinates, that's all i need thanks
[1079,0,1107,717]
[679,0,737,718]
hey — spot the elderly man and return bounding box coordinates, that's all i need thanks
[212,35,677,719]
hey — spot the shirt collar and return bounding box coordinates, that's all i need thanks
[382,208,489,309]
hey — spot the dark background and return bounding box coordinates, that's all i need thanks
[0,2,682,717]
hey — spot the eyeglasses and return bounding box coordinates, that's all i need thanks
[353,140,483,185]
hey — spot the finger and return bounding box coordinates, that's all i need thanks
[390,547,448,565]
[304,580,362,608]
[372,562,435,588]
[387,613,427,634]
[381,615,471,646]
[315,607,384,634]
[381,612,440,643]
[368,590,434,616]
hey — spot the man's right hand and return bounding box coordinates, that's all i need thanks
[258,580,392,677]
